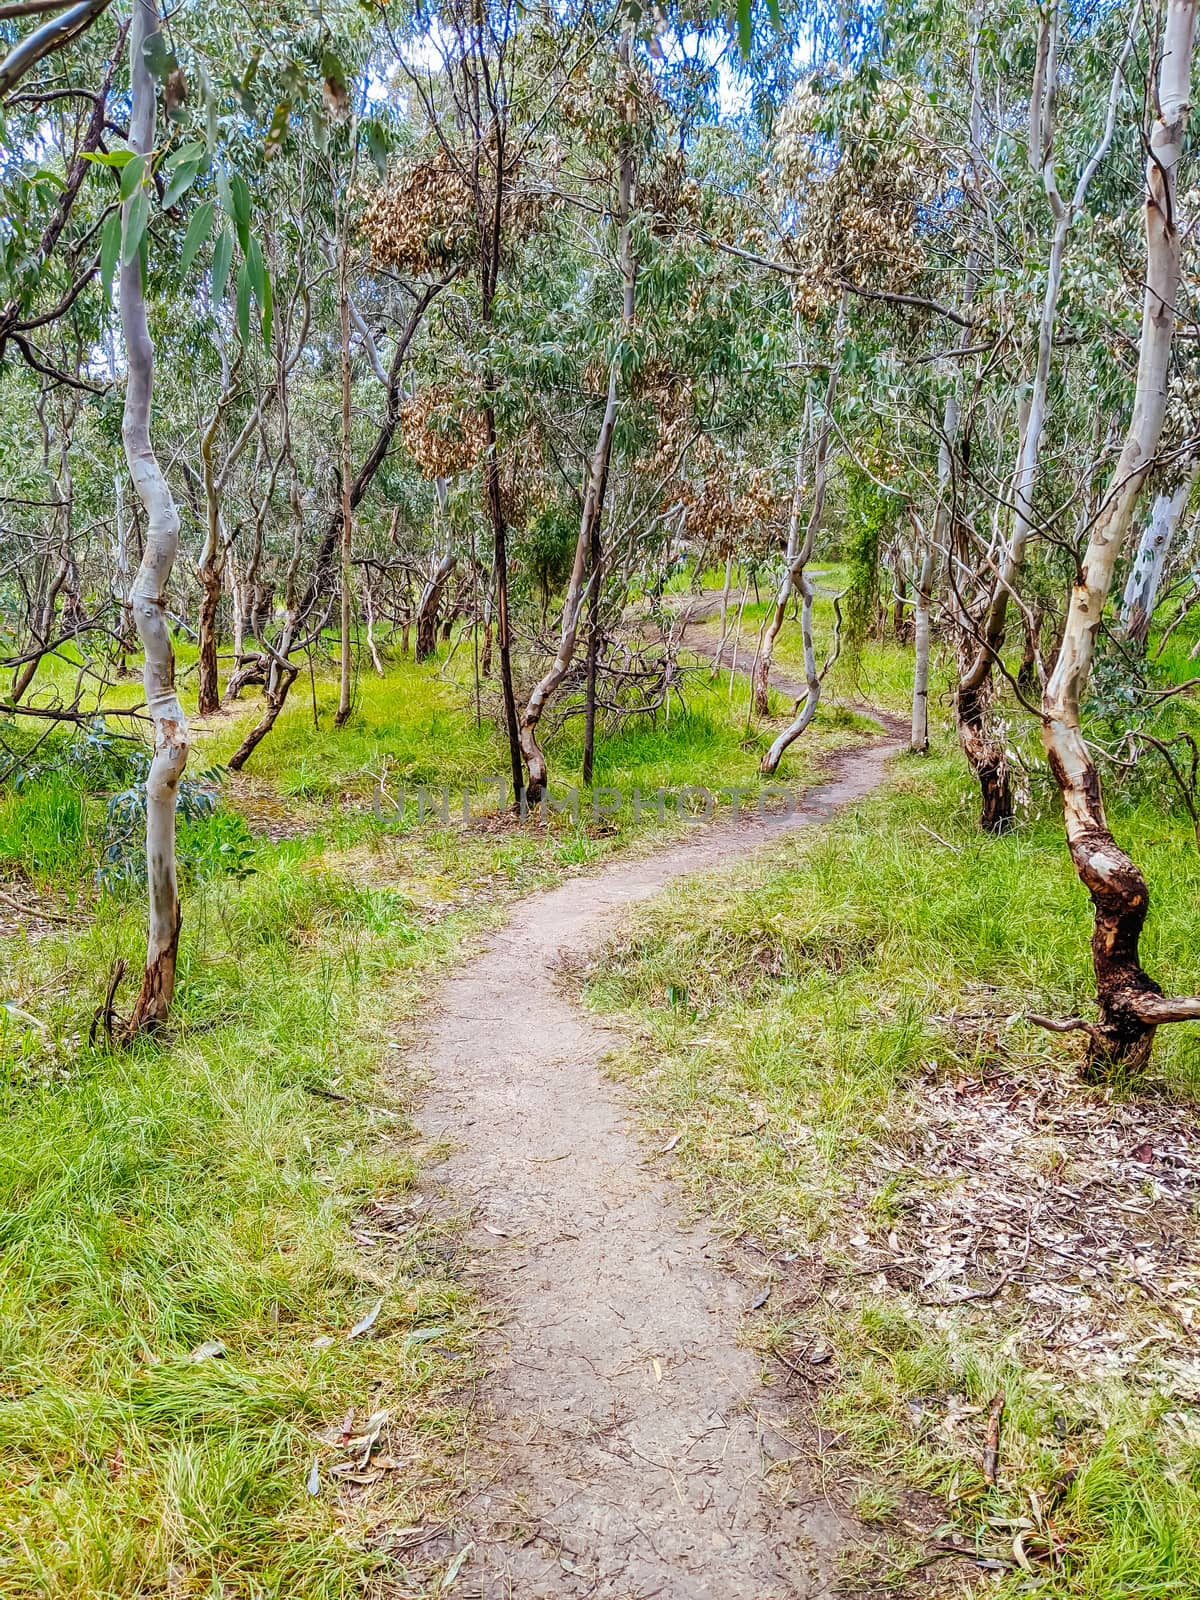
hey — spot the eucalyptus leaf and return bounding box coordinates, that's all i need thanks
[121,189,149,266]
[179,199,214,274]
[235,259,251,345]
[161,160,201,210]
[99,209,121,303]
[230,173,251,253]
[118,153,147,202]
[210,225,233,302]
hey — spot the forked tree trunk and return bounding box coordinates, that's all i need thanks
[753,420,806,718]
[226,662,300,772]
[1120,459,1198,650]
[955,14,1129,829]
[121,0,189,1033]
[416,552,456,659]
[761,570,822,772]
[518,25,636,801]
[1038,0,1200,1076]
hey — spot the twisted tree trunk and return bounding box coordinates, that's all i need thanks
[753,427,806,718]
[759,299,845,776]
[121,0,188,1032]
[1037,0,1200,1076]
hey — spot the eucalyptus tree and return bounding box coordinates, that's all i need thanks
[950,5,1133,832]
[1033,0,1200,1075]
[118,0,188,1031]
[517,20,639,800]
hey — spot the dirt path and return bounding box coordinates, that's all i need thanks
[411,655,902,1598]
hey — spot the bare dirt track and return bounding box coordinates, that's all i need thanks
[410,649,902,1598]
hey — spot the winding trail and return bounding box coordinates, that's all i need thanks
[411,639,902,1598]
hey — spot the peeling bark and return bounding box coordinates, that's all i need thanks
[955,14,1129,825]
[1120,459,1198,651]
[1040,0,1199,1075]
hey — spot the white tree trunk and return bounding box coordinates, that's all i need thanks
[710,552,733,681]
[1038,0,1200,1073]
[1120,459,1198,649]
[956,15,1130,824]
[122,0,188,1031]
[758,297,846,776]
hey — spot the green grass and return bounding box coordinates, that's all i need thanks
[14,590,1197,1595]
[0,624,880,1598]
[584,739,1200,1596]
[0,837,486,1598]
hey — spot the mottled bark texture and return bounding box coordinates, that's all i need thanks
[1037,0,1200,1075]
[121,0,188,1032]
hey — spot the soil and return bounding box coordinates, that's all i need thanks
[407,631,903,1598]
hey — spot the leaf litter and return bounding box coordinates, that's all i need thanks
[847,1059,1200,1391]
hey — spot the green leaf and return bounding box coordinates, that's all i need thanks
[235,259,251,345]
[122,189,149,265]
[163,141,206,171]
[119,152,147,201]
[236,47,262,115]
[201,65,218,156]
[82,148,137,168]
[211,225,233,302]
[736,0,751,56]
[99,209,121,304]
[179,199,214,274]
[162,159,201,209]
[364,118,389,180]
[264,100,290,160]
[215,165,232,217]
[230,172,251,253]
[245,234,265,308]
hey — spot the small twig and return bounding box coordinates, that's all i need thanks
[917,823,963,855]
[1026,1012,1100,1043]
[983,1391,1005,1486]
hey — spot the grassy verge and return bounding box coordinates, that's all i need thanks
[0,627,878,1597]
[584,741,1200,1596]
[0,824,486,1598]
